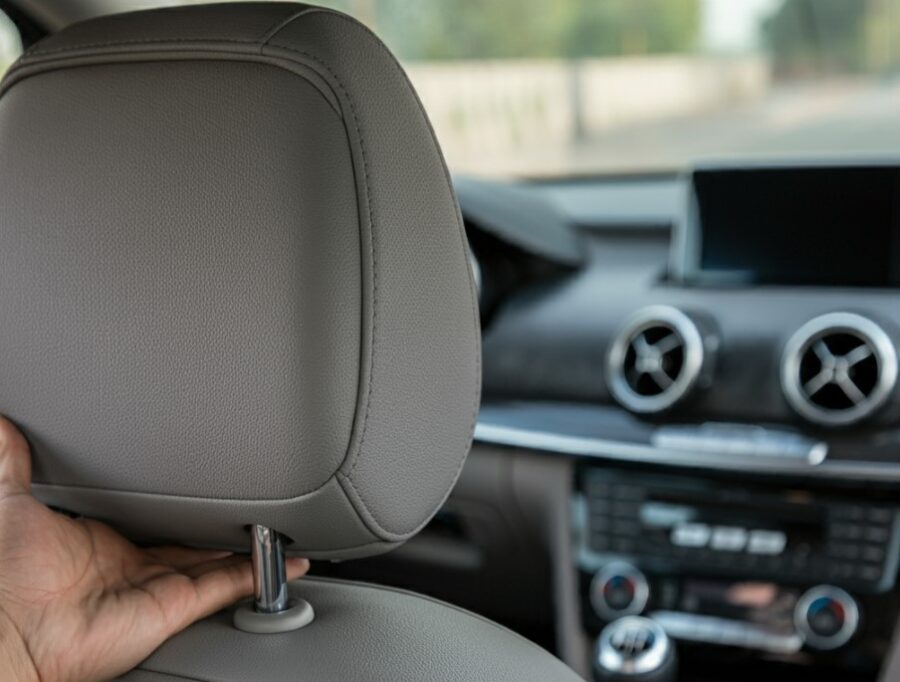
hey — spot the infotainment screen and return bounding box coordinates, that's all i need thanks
[676,164,900,287]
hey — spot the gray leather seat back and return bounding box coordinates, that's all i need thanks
[115,577,584,681]
[0,2,480,558]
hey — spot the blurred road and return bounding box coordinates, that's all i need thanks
[514,78,900,177]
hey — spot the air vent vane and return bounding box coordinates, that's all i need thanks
[781,313,897,426]
[607,306,710,413]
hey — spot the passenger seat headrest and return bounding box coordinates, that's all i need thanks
[0,2,480,559]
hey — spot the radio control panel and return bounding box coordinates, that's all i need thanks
[576,467,900,673]
[578,470,900,593]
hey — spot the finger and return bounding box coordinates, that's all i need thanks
[0,415,32,494]
[182,554,310,581]
[144,546,234,570]
[148,555,311,636]
[182,553,251,579]
[286,557,311,580]
[137,558,254,638]
[180,558,256,626]
[184,557,310,621]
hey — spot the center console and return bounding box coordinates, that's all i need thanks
[475,161,900,679]
[575,467,900,680]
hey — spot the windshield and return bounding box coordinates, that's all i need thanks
[0,10,21,78]
[312,0,900,178]
[5,0,898,178]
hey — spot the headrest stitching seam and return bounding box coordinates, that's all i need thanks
[294,11,482,516]
[259,40,385,537]
[267,11,481,540]
[23,37,261,58]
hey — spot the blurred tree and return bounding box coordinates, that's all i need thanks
[559,0,700,59]
[763,0,900,75]
[862,0,900,73]
[317,0,700,60]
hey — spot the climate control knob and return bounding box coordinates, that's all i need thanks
[795,585,860,650]
[591,562,650,620]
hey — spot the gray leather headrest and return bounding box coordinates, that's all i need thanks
[0,3,480,559]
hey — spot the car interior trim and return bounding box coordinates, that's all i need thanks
[473,419,900,481]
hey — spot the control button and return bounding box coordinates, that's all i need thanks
[591,516,611,531]
[789,553,809,569]
[862,545,885,563]
[808,604,843,638]
[590,534,610,552]
[590,499,611,514]
[587,480,611,496]
[612,520,640,536]
[833,563,854,580]
[614,485,642,501]
[795,585,860,650]
[858,565,882,582]
[764,555,784,572]
[607,577,639,611]
[827,543,860,560]
[864,526,890,543]
[590,562,649,620]
[671,523,711,548]
[839,506,867,521]
[710,526,747,552]
[747,530,787,555]
[613,538,635,553]
[832,523,864,540]
[868,507,894,524]
[612,501,639,518]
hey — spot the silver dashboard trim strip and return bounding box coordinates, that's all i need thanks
[473,421,900,481]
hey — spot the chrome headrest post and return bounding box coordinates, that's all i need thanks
[234,524,315,633]
[251,525,289,614]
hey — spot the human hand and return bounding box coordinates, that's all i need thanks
[0,416,310,682]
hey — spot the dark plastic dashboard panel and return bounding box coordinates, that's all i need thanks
[482,227,900,429]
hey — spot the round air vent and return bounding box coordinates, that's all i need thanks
[781,313,898,427]
[607,306,709,414]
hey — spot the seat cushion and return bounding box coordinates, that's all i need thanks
[115,577,584,681]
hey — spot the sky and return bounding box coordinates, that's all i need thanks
[702,0,785,52]
[0,10,21,64]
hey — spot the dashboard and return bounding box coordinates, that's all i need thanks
[461,165,900,681]
[7,2,900,679]
[477,166,900,438]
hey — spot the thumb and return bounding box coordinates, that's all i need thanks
[0,416,32,494]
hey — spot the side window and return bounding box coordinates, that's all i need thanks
[0,9,22,80]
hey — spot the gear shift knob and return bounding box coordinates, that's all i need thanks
[594,616,676,682]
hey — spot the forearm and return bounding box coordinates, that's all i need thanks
[0,606,40,682]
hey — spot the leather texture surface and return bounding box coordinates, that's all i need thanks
[0,3,480,557]
[114,577,584,681]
